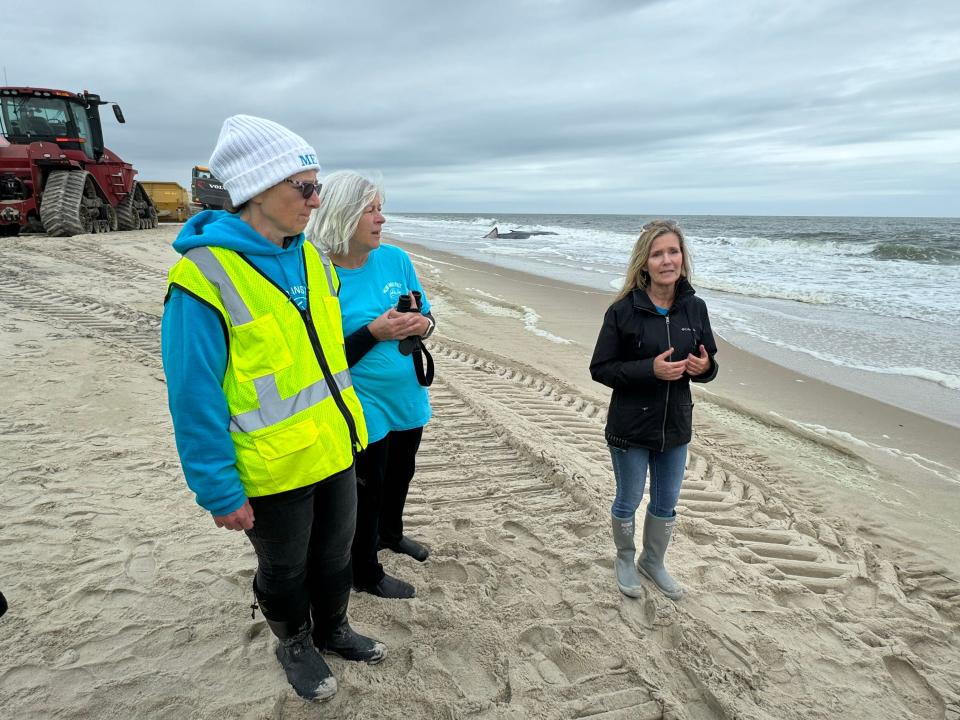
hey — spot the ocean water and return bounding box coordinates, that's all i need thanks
[386,212,960,427]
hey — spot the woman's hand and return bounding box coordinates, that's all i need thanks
[368,309,427,341]
[685,344,711,376]
[213,500,255,531]
[400,293,432,337]
[653,348,687,381]
[404,313,432,337]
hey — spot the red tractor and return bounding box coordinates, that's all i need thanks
[0,87,157,237]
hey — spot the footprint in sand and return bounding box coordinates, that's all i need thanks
[124,541,157,584]
[551,599,576,620]
[842,577,881,613]
[192,569,242,600]
[172,626,195,646]
[379,618,414,643]
[518,631,567,685]
[565,520,600,539]
[882,655,945,719]
[517,625,592,686]
[436,637,502,700]
[0,664,95,702]
[501,520,545,549]
[432,559,469,583]
[618,594,658,631]
[244,621,268,642]
[393,646,415,676]
[53,648,80,667]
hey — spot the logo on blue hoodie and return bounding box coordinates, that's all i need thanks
[299,153,317,166]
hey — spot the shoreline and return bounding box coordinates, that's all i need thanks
[387,214,960,431]
[390,234,960,576]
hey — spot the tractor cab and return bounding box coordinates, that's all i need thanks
[0,88,124,161]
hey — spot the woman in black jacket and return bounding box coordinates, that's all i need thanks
[590,219,718,600]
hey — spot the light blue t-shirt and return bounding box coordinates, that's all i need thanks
[336,244,432,443]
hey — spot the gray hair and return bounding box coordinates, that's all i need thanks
[306,170,383,254]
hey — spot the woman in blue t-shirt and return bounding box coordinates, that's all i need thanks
[307,171,435,599]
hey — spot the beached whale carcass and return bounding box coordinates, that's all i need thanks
[484,226,558,240]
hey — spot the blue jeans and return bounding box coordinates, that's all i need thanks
[609,444,687,519]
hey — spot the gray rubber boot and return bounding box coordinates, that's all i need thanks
[611,513,644,598]
[637,511,683,600]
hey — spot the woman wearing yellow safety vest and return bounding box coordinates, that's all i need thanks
[161,115,383,703]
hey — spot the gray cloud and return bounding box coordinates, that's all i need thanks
[4,0,958,215]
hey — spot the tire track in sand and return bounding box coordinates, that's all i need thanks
[419,337,960,718]
[428,339,862,596]
[0,267,160,363]
[408,377,678,718]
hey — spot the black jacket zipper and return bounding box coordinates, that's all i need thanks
[661,314,671,451]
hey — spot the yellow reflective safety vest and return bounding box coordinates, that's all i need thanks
[166,242,367,498]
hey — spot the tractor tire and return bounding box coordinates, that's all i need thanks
[116,184,139,231]
[117,182,159,231]
[39,170,94,237]
[104,204,118,232]
[145,203,159,229]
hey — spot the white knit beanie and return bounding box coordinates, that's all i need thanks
[208,115,321,205]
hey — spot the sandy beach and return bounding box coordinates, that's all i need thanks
[1,226,958,719]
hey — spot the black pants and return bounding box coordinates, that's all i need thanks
[352,427,423,588]
[245,465,356,642]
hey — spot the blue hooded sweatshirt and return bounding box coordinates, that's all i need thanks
[161,210,312,516]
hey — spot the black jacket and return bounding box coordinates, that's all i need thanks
[590,278,718,451]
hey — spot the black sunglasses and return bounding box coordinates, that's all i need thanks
[284,178,322,199]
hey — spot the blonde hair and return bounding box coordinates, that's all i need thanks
[613,220,692,303]
[306,170,383,255]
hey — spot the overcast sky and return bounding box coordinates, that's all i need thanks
[5,0,959,216]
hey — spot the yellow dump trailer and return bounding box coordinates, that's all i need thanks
[141,181,190,223]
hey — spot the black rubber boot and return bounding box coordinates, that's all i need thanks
[255,580,336,701]
[317,615,387,664]
[264,618,338,701]
[380,535,430,562]
[356,573,416,599]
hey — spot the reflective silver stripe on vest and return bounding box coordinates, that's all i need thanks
[319,252,336,295]
[183,247,354,433]
[184,247,253,325]
[230,367,354,433]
